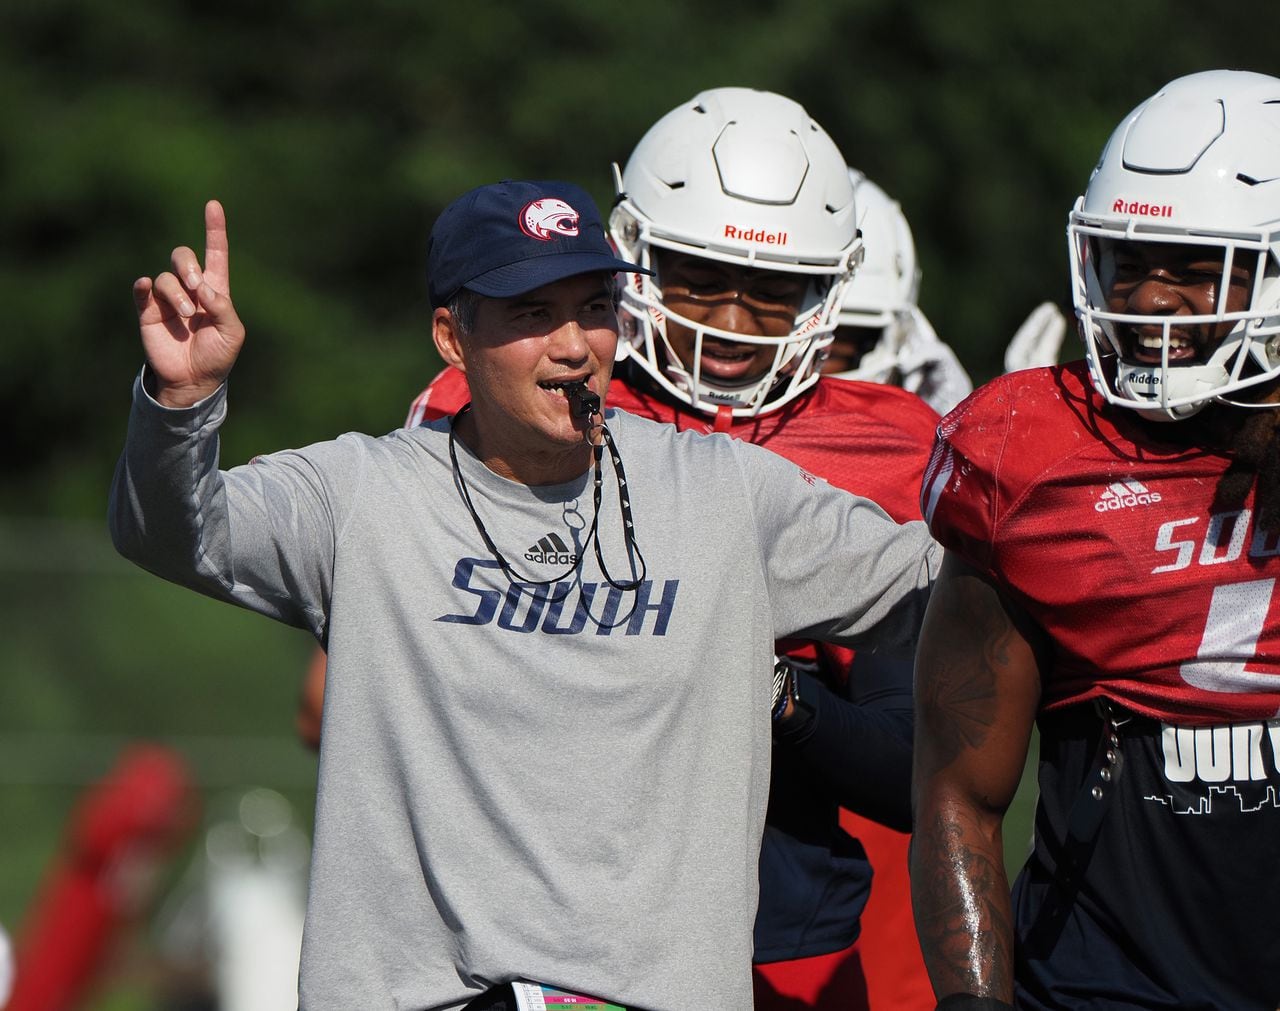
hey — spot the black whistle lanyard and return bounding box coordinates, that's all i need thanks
[447,386,647,599]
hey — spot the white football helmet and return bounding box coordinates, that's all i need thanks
[828,171,973,414]
[1069,70,1280,420]
[828,171,921,382]
[610,88,863,416]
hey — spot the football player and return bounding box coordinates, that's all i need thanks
[911,70,1280,1009]
[822,171,973,415]
[406,88,939,1009]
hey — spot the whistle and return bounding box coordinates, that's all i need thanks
[565,382,601,419]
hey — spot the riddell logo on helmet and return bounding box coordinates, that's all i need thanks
[520,199,580,241]
[1123,370,1161,386]
[724,225,788,245]
[1112,199,1174,218]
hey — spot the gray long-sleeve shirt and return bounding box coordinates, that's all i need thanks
[109,376,937,1010]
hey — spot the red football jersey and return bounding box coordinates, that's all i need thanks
[923,360,1280,724]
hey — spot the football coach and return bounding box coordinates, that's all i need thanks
[110,179,938,1010]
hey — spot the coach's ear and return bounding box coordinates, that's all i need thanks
[432,307,466,374]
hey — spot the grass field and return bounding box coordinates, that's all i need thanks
[1,516,1040,1008]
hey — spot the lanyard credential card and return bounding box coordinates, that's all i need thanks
[511,981,625,1011]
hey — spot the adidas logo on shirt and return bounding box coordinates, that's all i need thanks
[1094,480,1162,513]
[525,531,578,566]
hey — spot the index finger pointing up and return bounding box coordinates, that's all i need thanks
[203,199,231,296]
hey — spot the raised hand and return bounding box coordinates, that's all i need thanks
[133,200,245,408]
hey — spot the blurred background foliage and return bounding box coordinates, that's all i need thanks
[1,0,1278,1004]
[6,0,1280,518]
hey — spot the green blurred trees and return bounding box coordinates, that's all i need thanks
[4,0,1279,517]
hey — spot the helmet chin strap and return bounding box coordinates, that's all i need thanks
[1130,402,1205,423]
[1115,353,1230,421]
[1118,364,1280,421]
[619,256,841,418]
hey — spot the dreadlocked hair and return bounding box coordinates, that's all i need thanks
[1209,410,1280,531]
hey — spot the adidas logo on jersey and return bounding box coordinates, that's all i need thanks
[525,532,578,566]
[1095,480,1162,513]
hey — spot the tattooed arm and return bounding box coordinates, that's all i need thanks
[909,551,1044,1003]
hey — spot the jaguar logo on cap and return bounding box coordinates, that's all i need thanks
[519,198,580,241]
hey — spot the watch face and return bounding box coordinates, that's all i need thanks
[792,671,816,714]
[772,656,823,730]
[780,667,817,732]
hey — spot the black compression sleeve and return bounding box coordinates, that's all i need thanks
[772,651,914,830]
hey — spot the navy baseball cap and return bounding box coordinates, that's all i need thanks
[426,179,650,308]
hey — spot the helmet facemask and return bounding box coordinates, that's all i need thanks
[1066,70,1280,422]
[613,210,852,414]
[825,315,909,384]
[1070,220,1280,420]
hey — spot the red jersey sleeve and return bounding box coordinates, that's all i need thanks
[920,376,1017,576]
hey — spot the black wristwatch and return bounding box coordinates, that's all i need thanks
[785,667,819,730]
[771,657,819,733]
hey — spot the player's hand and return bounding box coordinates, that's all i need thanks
[1003,301,1068,374]
[133,200,245,409]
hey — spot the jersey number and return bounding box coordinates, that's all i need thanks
[1180,577,1279,693]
